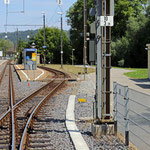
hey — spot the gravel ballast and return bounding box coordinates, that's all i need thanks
[75,73,131,150]
[12,66,46,102]
[28,83,75,150]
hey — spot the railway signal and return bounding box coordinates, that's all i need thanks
[94,0,114,124]
[4,0,10,4]
[57,0,62,5]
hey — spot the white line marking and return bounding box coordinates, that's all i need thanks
[66,95,89,150]
[34,68,45,81]
[15,65,30,81]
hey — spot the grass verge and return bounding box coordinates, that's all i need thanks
[124,68,148,79]
[38,64,96,76]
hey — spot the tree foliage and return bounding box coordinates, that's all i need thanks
[67,0,150,67]
[0,39,14,52]
[66,0,94,64]
[113,0,148,38]
[112,14,149,67]
[31,27,72,64]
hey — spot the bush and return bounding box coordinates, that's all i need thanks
[118,59,125,67]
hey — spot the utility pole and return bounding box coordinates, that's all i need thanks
[84,0,87,79]
[95,0,102,120]
[94,0,114,123]
[43,12,46,66]
[17,28,19,62]
[5,4,8,35]
[72,49,75,65]
[60,13,63,68]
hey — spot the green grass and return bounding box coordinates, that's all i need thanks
[123,68,148,79]
[38,64,96,76]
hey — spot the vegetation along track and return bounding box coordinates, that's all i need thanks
[0,65,67,149]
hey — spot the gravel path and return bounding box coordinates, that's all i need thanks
[75,73,132,150]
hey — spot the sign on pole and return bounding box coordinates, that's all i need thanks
[57,0,62,5]
[0,51,3,57]
[32,53,36,61]
[100,16,114,26]
[4,0,10,4]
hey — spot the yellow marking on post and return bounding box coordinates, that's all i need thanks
[32,53,36,61]
[78,98,86,103]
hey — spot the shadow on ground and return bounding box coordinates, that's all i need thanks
[129,78,150,89]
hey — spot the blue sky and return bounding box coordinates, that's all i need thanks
[0,0,77,33]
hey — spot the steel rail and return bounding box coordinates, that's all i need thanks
[9,65,16,150]
[0,109,11,123]
[13,78,56,110]
[0,68,58,123]
[0,66,66,149]
[19,71,66,150]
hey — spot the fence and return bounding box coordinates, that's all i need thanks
[113,82,150,150]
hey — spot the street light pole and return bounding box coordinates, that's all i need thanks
[17,28,19,63]
[58,12,63,68]
[72,49,75,65]
[60,13,63,68]
[42,12,46,66]
[84,0,87,79]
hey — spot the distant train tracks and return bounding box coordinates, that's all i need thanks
[0,65,67,149]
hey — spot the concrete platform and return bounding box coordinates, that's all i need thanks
[14,64,49,81]
[66,95,89,150]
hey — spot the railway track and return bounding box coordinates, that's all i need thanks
[0,65,67,149]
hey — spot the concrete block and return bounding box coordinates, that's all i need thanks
[91,123,114,137]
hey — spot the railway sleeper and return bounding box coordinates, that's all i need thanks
[0,145,10,150]
[25,106,36,118]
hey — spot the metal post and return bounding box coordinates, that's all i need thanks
[113,82,117,135]
[43,13,46,66]
[60,14,63,68]
[33,69,35,81]
[5,4,8,34]
[72,49,73,65]
[17,28,19,63]
[95,0,102,119]
[124,86,129,146]
[84,0,87,79]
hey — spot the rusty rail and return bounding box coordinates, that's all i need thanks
[0,67,57,123]
[9,65,16,150]
[19,67,66,150]
[0,66,67,150]
[19,78,65,150]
